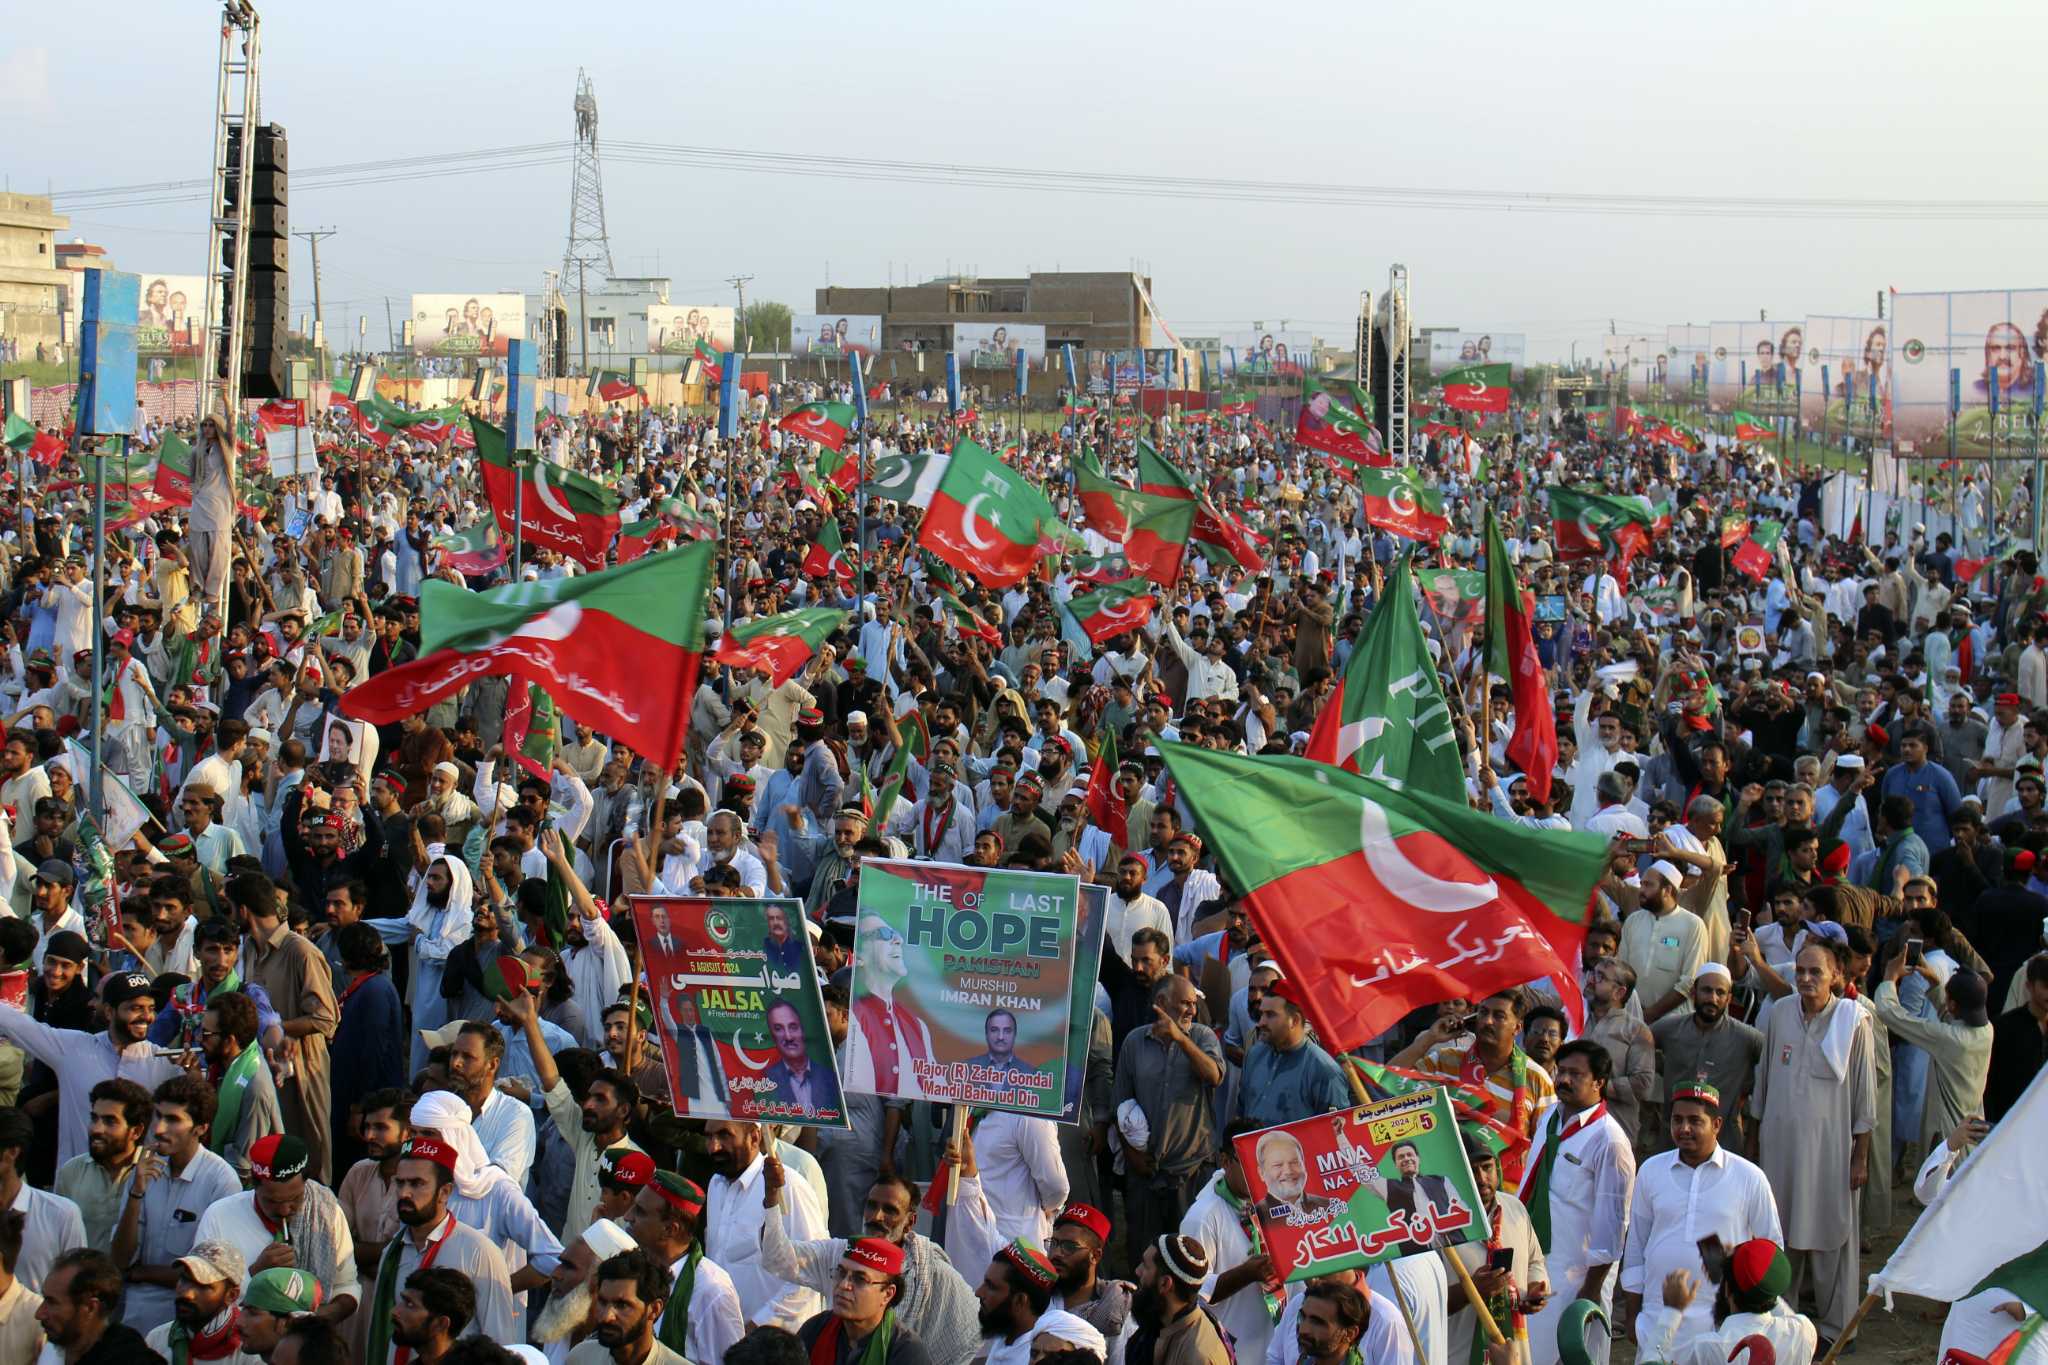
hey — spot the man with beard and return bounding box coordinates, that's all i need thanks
[692,810,773,897]
[535,1219,638,1365]
[1360,1138,1468,1257]
[795,1238,933,1365]
[140,1239,262,1365]
[362,1138,514,1364]
[337,1091,409,1365]
[1043,1203,1132,1363]
[34,1247,163,1365]
[621,1168,743,1365]
[53,1079,148,1253]
[1395,987,1556,1185]
[567,1248,687,1365]
[974,1239,1057,1365]
[192,1135,359,1332]
[1650,964,1764,1141]
[1104,856,1172,962]
[199,992,284,1184]
[0,969,181,1168]
[386,1267,472,1365]
[230,873,339,1186]
[758,1151,979,1364]
[1283,1278,1372,1365]
[702,1121,826,1331]
[502,989,640,1244]
[444,1023,535,1187]
[109,1077,242,1335]
[1125,1234,1229,1365]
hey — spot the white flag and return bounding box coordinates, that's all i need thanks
[1871,1066,2048,1306]
[62,741,153,849]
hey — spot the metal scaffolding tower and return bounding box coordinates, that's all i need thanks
[562,70,616,307]
[199,1,262,422]
[1381,263,1411,460]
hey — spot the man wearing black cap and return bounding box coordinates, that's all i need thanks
[27,860,83,972]
[0,968,181,1169]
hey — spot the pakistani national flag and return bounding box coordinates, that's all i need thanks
[862,448,949,508]
[801,516,855,583]
[1359,469,1450,544]
[1438,363,1513,414]
[1068,577,1158,643]
[1136,441,1195,500]
[778,401,856,451]
[1122,492,1195,588]
[1297,378,1386,464]
[712,607,847,687]
[917,437,1057,588]
[341,541,715,769]
[1484,510,1558,803]
[1874,1069,2048,1314]
[475,417,622,570]
[500,682,560,781]
[432,522,507,576]
[1304,559,1464,799]
[1548,487,1649,558]
[1157,739,1609,1052]
[153,433,195,506]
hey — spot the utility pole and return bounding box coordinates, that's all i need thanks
[294,227,336,371]
[728,274,754,349]
[383,295,396,354]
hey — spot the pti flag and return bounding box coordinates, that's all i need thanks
[778,400,856,452]
[475,417,622,570]
[1484,510,1558,804]
[1234,1088,1487,1282]
[152,433,195,506]
[1122,493,1196,588]
[800,516,856,584]
[1297,378,1385,464]
[1548,487,1649,559]
[712,606,847,687]
[1136,440,1195,500]
[341,541,714,770]
[1358,469,1450,544]
[1193,499,1268,573]
[916,437,1058,588]
[499,681,559,781]
[431,522,507,576]
[1439,364,1512,414]
[633,896,848,1128]
[843,859,1081,1117]
[1157,740,1609,1052]
[1068,577,1158,643]
[1083,729,1131,848]
[693,339,724,384]
[1074,449,1140,538]
[1305,558,1464,800]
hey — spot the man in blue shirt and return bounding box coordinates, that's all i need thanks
[1878,725,1962,854]
[1233,979,1350,1129]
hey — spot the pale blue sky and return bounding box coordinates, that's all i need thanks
[8,0,2043,361]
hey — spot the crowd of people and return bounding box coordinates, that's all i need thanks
[0,376,2036,1365]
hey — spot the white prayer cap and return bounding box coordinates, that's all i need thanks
[580,1218,637,1261]
[846,710,869,726]
[1696,961,1733,985]
[1645,859,1683,888]
[1834,753,1865,771]
[247,728,275,747]
[1029,1312,1107,1361]
[433,761,459,778]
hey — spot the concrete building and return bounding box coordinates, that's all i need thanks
[0,194,72,358]
[815,271,1158,353]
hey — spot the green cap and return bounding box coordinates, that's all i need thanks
[243,1266,323,1315]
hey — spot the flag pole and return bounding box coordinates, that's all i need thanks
[1336,1058,1433,1365]
[1814,1294,1879,1365]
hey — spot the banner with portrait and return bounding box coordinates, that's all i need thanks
[135,274,211,357]
[1426,331,1526,378]
[410,294,525,358]
[1890,289,2048,454]
[1800,315,1887,431]
[1708,320,1801,412]
[1666,324,1711,400]
[1219,329,1314,379]
[791,314,882,358]
[954,323,1046,370]
[1053,882,1110,1124]
[1233,1088,1487,1283]
[631,895,849,1129]
[1601,333,1661,387]
[648,305,736,355]
[843,859,1080,1118]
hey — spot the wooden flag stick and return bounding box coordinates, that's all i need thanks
[1814,1293,1880,1365]
[1340,1058,1455,1362]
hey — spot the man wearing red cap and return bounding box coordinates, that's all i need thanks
[1045,1202,1134,1361]
[976,1239,1059,1365]
[1642,1238,1816,1365]
[623,1167,744,1365]
[797,1238,934,1365]
[192,1133,360,1333]
[363,1138,515,1364]
[1976,692,2028,817]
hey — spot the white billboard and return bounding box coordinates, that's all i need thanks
[136,274,213,356]
[790,313,881,357]
[1891,289,2048,453]
[1218,328,1313,378]
[1427,331,1526,376]
[648,304,735,355]
[1800,314,1885,427]
[410,293,525,357]
[953,321,1046,369]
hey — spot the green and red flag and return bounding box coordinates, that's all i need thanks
[475,417,622,570]
[1438,363,1513,414]
[1135,440,1195,500]
[712,607,847,687]
[500,681,560,781]
[341,541,715,770]
[1,413,32,452]
[1072,547,1134,584]
[1719,514,1752,549]
[1304,558,1463,799]
[1750,518,1784,551]
[1349,1057,1529,1168]
[1074,449,1141,538]
[1358,469,1450,544]
[916,436,1057,588]
[1156,739,1610,1051]
[592,370,640,403]
[1216,390,1256,416]
[862,448,949,508]
[936,587,1001,647]
[778,400,856,452]
[432,522,508,576]
[1730,538,1773,581]
[872,708,929,825]
[814,443,860,494]
[801,516,856,583]
[1067,577,1158,644]
[1297,378,1386,464]
[1548,487,1650,558]
[1121,493,1196,587]
[1484,510,1558,804]
[693,340,723,384]
[614,517,678,564]
[3,414,63,466]
[152,433,194,506]
[1083,724,1129,848]
[1731,411,1773,442]
[1192,498,1268,572]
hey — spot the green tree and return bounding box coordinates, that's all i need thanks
[740,300,792,352]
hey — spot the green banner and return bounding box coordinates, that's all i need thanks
[844,859,1080,1117]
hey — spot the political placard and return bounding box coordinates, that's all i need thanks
[1054,881,1110,1123]
[632,896,849,1129]
[843,859,1081,1118]
[1233,1087,1486,1282]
